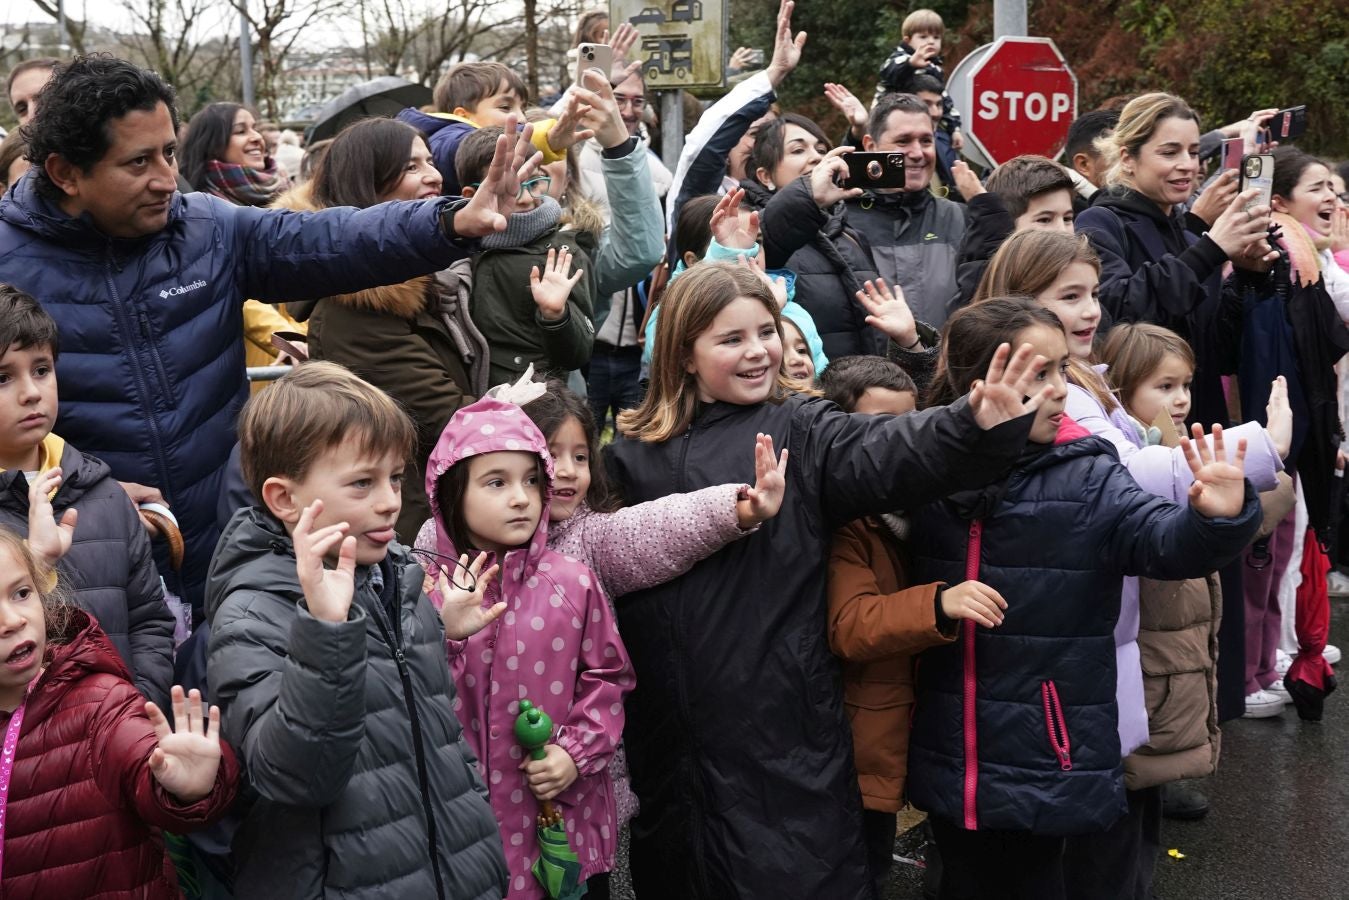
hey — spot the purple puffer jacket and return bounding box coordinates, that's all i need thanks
[1066,365,1283,755]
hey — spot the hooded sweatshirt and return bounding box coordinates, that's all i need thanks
[424,396,634,896]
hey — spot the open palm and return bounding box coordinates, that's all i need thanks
[968,342,1052,430]
[438,552,506,640]
[1183,424,1249,519]
[146,687,222,804]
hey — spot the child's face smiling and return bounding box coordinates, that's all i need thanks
[686,296,782,405]
[0,546,45,711]
[546,416,591,523]
[462,451,542,552]
[1127,352,1193,431]
[463,81,526,127]
[1015,324,1070,443]
[1034,261,1102,359]
[782,320,815,382]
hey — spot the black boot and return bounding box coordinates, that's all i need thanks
[1162,780,1210,820]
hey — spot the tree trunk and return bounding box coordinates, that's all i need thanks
[524,0,538,99]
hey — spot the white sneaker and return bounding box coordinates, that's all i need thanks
[1276,649,1295,676]
[1328,571,1349,596]
[1243,689,1286,718]
[1325,644,1342,666]
[1266,678,1292,701]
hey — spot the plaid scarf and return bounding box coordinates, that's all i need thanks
[202,157,290,207]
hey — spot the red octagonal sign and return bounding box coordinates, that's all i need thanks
[965,37,1077,167]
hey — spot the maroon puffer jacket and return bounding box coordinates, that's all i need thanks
[1,610,238,899]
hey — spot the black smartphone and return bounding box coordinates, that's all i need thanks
[843,152,906,190]
[1269,105,1307,141]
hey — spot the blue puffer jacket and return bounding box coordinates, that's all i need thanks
[0,172,476,608]
[906,419,1260,836]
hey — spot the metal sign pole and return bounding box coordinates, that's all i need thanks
[661,88,684,168]
[240,9,256,110]
[993,0,1027,39]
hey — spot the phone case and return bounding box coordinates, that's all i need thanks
[843,152,906,190]
[576,43,614,86]
[1240,154,1275,211]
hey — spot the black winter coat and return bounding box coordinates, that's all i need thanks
[955,192,1017,308]
[745,177,885,359]
[907,426,1261,836]
[206,508,508,900]
[0,442,173,708]
[605,394,1034,899]
[1075,188,1268,428]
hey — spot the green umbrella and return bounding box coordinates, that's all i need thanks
[514,699,587,900]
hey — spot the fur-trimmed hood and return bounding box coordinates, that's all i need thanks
[273,183,434,321]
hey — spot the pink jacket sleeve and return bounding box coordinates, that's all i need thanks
[578,484,752,598]
[553,580,634,780]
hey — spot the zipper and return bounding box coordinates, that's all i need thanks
[675,428,692,493]
[1041,681,1073,771]
[104,250,174,504]
[137,311,176,400]
[961,519,982,830]
[365,566,448,899]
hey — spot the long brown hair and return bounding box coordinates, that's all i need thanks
[1098,322,1195,416]
[927,296,1064,408]
[617,263,790,443]
[973,230,1115,411]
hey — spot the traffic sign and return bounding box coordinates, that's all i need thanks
[611,0,726,89]
[948,37,1077,168]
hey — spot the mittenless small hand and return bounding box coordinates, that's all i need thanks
[941,581,1007,628]
[26,467,76,565]
[968,343,1052,430]
[520,743,579,801]
[736,433,789,528]
[1182,424,1249,519]
[438,552,505,641]
[146,686,223,804]
[530,247,584,321]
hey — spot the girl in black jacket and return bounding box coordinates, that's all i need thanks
[606,262,1054,900]
[907,298,1261,899]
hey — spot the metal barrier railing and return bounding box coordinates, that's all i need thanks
[247,366,293,383]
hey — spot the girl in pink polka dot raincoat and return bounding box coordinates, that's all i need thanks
[423,390,634,899]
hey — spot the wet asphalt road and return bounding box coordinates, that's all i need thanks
[880,598,1349,899]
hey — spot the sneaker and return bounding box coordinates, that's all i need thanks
[1276,649,1295,676]
[1328,571,1349,596]
[1162,780,1210,821]
[1243,689,1286,718]
[1325,644,1342,666]
[1266,678,1292,701]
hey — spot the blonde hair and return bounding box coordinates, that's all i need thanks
[617,263,791,443]
[0,527,73,645]
[902,8,945,38]
[1096,92,1199,188]
[1098,322,1196,416]
[238,361,416,504]
[973,230,1114,411]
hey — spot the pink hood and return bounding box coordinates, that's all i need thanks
[425,395,555,579]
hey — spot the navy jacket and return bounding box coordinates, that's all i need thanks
[907,422,1261,836]
[0,173,476,608]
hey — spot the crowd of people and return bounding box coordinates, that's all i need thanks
[0,1,1347,898]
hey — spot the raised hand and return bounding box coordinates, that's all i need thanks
[765,0,807,88]
[1182,424,1249,519]
[146,686,223,804]
[437,552,506,641]
[26,467,76,565]
[734,253,787,308]
[1208,189,1277,269]
[950,160,984,199]
[856,278,918,348]
[809,146,863,207]
[728,46,757,73]
[453,116,544,237]
[520,743,579,801]
[294,499,356,624]
[823,82,867,135]
[607,22,640,62]
[574,69,628,150]
[736,433,789,528]
[710,188,760,250]
[1189,169,1238,226]
[967,342,1052,431]
[530,247,584,321]
[941,581,1007,628]
[545,91,595,153]
[1264,375,1292,460]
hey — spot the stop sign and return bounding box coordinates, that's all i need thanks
[960,37,1077,167]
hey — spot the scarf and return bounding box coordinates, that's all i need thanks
[432,259,492,396]
[1271,211,1324,288]
[480,195,562,250]
[202,157,290,208]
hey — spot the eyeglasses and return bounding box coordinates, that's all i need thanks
[409,547,479,592]
[466,175,552,201]
[1339,192,1349,204]
[613,94,646,111]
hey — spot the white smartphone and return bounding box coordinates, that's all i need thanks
[575,42,614,86]
[1240,153,1275,212]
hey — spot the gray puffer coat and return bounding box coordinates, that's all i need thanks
[206,507,508,899]
[0,441,172,708]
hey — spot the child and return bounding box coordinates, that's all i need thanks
[906,297,1261,899]
[821,355,1006,896]
[206,362,508,900]
[397,60,578,195]
[0,285,173,708]
[605,261,1059,899]
[0,503,236,900]
[954,154,1078,305]
[457,125,597,385]
[875,9,963,168]
[420,385,633,899]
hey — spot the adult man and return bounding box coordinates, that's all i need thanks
[6,57,58,127]
[846,92,966,329]
[0,55,539,610]
[575,67,672,213]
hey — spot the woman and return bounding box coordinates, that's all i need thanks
[179,102,305,381]
[741,113,883,359]
[281,117,488,542]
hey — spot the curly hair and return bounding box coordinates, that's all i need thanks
[24,54,178,202]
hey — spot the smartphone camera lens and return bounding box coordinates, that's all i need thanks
[866,160,884,180]
[1244,157,1261,178]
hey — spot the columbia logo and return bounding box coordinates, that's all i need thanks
[159,279,207,299]
[924,232,939,241]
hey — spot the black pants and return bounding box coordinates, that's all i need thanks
[585,872,610,900]
[1061,786,1162,900]
[1216,559,1247,722]
[862,809,897,898]
[929,817,1065,900]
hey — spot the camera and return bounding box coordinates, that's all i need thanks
[843,152,907,190]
